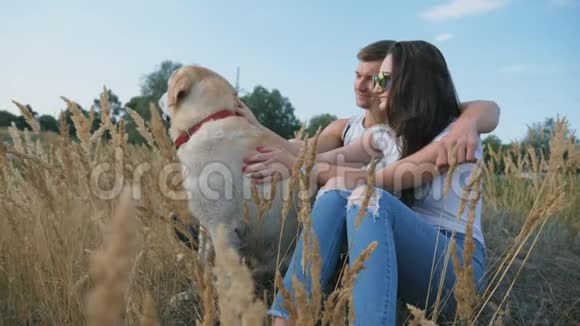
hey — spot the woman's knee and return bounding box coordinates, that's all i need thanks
[320,176,349,191]
[346,185,382,215]
[315,177,352,201]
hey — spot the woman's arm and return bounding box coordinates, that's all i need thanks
[244,141,442,192]
[374,141,441,191]
[313,140,441,191]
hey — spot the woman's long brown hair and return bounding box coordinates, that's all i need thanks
[385,41,462,206]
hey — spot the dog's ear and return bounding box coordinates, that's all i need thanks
[167,71,194,109]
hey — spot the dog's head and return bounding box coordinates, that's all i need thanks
[166,65,237,140]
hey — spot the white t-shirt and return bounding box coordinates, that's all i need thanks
[371,125,485,245]
[341,113,366,146]
[341,113,400,169]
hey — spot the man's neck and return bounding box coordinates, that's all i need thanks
[363,107,386,128]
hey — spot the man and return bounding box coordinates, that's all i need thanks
[314,40,500,168]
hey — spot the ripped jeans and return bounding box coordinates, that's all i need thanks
[268,186,486,325]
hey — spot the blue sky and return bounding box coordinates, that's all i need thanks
[1,0,579,142]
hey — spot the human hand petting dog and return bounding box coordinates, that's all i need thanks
[242,146,296,184]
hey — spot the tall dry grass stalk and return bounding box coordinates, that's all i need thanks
[354,157,379,228]
[452,170,483,324]
[213,226,267,326]
[322,241,378,326]
[86,187,136,326]
[139,292,161,326]
[407,304,437,326]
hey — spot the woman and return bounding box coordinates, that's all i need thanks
[239,40,486,325]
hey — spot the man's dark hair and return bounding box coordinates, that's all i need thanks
[356,40,396,62]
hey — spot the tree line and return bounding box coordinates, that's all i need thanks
[1,60,575,170]
[0,60,334,143]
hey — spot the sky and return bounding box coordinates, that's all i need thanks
[1,0,579,143]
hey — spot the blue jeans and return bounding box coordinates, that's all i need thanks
[268,187,486,325]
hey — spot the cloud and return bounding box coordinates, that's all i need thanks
[435,33,454,42]
[550,0,580,7]
[421,0,510,22]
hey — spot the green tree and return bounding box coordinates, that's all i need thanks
[306,113,337,136]
[522,117,576,157]
[240,86,301,139]
[0,105,38,130]
[0,110,19,128]
[140,60,183,102]
[38,115,59,133]
[483,134,502,153]
[125,60,182,144]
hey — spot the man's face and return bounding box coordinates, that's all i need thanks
[354,60,382,109]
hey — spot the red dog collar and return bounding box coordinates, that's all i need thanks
[174,110,237,149]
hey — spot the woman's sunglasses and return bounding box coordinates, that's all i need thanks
[372,72,392,90]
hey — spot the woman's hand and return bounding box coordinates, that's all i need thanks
[234,97,261,128]
[242,146,296,184]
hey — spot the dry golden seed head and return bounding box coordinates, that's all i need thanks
[243,200,251,225]
[148,103,175,160]
[294,125,305,141]
[8,122,25,154]
[62,96,92,154]
[301,231,324,323]
[126,107,156,149]
[23,128,34,156]
[12,100,41,134]
[86,187,137,326]
[407,304,437,326]
[58,111,70,143]
[275,270,298,320]
[213,226,266,326]
[99,86,115,131]
[291,273,311,325]
[354,158,379,228]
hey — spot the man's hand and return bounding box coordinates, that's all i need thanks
[436,119,479,169]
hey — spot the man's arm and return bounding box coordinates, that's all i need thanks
[284,118,348,153]
[314,118,349,153]
[459,100,501,133]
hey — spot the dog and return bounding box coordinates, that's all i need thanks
[164,65,298,274]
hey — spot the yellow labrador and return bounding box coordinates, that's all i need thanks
[166,65,297,272]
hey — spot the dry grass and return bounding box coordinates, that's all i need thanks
[0,93,578,325]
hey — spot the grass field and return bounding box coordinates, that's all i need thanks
[1,97,578,325]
